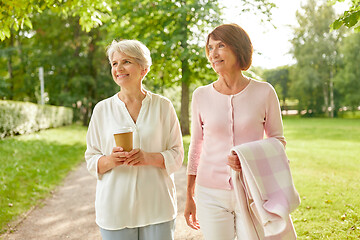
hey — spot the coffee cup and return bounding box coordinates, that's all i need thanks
[113,127,133,152]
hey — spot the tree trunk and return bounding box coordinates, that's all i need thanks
[323,82,329,116]
[179,1,190,135]
[7,34,14,100]
[181,77,190,135]
[329,70,334,118]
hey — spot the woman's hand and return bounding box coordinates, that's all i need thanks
[184,197,200,230]
[123,149,149,166]
[98,147,127,174]
[227,151,241,172]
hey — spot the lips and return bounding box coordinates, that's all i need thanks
[117,74,129,78]
[213,60,224,65]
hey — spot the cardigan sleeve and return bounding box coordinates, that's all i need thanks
[264,84,286,147]
[160,100,184,175]
[84,104,104,180]
[187,89,203,175]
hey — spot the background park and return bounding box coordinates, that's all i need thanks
[0,0,359,239]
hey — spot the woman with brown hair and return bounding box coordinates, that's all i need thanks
[184,24,286,239]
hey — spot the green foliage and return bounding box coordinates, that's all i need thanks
[334,32,360,110]
[0,0,112,41]
[0,100,73,138]
[330,0,360,32]
[263,66,290,109]
[0,124,87,234]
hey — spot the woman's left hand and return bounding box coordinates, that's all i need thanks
[123,149,149,166]
[227,151,241,172]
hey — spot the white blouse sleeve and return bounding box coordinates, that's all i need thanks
[85,105,104,180]
[160,100,184,175]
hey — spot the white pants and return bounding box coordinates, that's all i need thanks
[195,184,259,240]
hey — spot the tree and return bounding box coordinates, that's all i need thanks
[1,0,277,130]
[330,0,360,32]
[0,0,112,41]
[291,0,342,117]
[334,32,360,110]
[263,66,290,111]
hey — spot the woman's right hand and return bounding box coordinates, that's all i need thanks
[110,147,127,167]
[98,147,127,174]
[184,196,200,230]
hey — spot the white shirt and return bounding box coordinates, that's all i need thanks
[85,91,184,230]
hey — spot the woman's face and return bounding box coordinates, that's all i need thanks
[110,51,146,87]
[207,37,239,75]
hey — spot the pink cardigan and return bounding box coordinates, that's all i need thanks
[231,138,300,239]
[187,80,286,190]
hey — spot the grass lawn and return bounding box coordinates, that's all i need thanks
[284,117,360,239]
[183,117,360,239]
[0,124,87,234]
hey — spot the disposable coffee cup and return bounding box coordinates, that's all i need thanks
[113,127,133,152]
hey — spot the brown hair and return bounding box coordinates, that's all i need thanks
[205,23,253,71]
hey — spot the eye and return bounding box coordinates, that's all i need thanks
[208,46,213,51]
[219,43,225,48]
[124,60,131,64]
[112,62,117,66]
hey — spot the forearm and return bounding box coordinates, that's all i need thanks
[97,155,116,174]
[186,174,197,198]
[145,152,165,169]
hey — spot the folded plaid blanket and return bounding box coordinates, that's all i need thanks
[231,138,300,240]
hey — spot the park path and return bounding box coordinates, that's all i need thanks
[1,163,203,240]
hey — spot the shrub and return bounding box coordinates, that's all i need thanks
[0,100,73,138]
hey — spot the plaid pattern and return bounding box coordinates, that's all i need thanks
[231,138,300,240]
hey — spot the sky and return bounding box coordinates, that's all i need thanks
[220,0,349,69]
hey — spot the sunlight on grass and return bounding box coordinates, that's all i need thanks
[0,125,87,234]
[284,118,360,239]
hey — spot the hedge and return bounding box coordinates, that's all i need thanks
[0,100,73,139]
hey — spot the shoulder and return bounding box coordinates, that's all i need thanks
[147,91,173,108]
[249,79,276,95]
[192,83,213,99]
[92,95,116,114]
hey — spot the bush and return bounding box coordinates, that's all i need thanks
[0,100,73,138]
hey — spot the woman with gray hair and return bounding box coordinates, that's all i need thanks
[85,39,184,240]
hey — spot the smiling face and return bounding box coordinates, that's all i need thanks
[207,37,240,75]
[110,51,147,88]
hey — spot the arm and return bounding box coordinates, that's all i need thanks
[97,147,128,174]
[265,85,286,147]
[184,90,203,229]
[184,174,200,230]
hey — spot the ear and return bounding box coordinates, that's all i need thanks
[141,68,148,76]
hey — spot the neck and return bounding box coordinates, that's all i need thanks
[118,86,146,103]
[215,71,249,95]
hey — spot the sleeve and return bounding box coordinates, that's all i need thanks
[84,104,104,180]
[264,84,286,147]
[160,100,184,175]
[187,89,203,175]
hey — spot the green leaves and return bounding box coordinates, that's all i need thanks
[330,0,360,32]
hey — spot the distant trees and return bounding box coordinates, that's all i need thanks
[262,0,359,117]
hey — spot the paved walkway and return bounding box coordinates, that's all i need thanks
[1,163,203,240]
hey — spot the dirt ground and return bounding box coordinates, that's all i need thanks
[1,163,204,240]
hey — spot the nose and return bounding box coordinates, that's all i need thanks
[116,63,124,71]
[209,48,218,60]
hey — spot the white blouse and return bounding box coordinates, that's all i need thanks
[85,91,184,230]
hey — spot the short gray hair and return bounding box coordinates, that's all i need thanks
[106,39,152,70]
